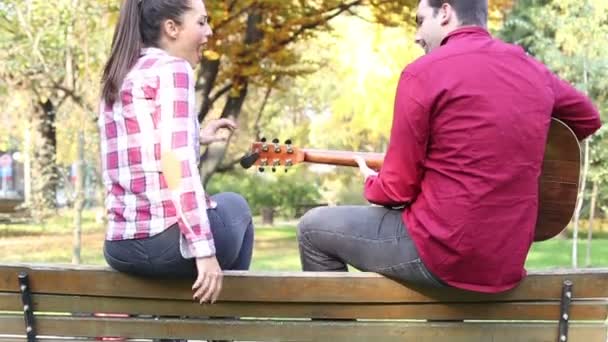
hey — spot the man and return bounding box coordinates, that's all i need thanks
[297,0,601,293]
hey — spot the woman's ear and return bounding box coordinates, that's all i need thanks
[162,19,180,40]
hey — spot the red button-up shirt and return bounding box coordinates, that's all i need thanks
[364,27,601,293]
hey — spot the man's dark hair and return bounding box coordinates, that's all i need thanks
[428,0,488,27]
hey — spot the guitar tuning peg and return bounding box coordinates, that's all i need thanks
[261,137,267,143]
[272,167,277,173]
[258,167,265,173]
[284,168,289,173]
[272,138,281,153]
[285,139,292,145]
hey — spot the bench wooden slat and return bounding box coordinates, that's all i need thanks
[0,293,606,321]
[1,264,607,303]
[0,339,95,342]
[0,315,606,341]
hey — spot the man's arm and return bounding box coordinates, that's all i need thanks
[364,72,431,206]
[550,74,601,140]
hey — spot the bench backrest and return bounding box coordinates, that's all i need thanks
[0,264,606,341]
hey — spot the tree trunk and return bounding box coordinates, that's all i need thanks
[199,8,264,186]
[585,180,598,267]
[72,131,85,264]
[200,81,249,186]
[197,57,221,123]
[23,124,32,205]
[261,207,275,225]
[572,56,593,268]
[29,99,58,219]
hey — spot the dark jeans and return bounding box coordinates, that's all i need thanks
[297,205,446,288]
[104,192,254,276]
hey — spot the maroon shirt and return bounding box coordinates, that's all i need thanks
[364,27,601,293]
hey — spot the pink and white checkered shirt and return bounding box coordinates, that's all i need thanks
[99,47,216,259]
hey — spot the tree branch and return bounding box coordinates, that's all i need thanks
[254,83,274,140]
[14,5,50,74]
[215,158,243,173]
[346,8,377,24]
[227,0,240,13]
[213,5,250,32]
[53,84,95,113]
[275,0,363,51]
[57,92,70,109]
[209,82,233,104]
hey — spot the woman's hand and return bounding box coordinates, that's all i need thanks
[200,118,237,145]
[354,156,378,180]
[192,256,223,304]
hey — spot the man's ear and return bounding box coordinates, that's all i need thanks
[162,19,180,40]
[439,3,454,26]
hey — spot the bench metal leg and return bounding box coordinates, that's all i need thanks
[18,272,36,342]
[558,280,573,342]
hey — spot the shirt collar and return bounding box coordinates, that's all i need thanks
[440,26,491,46]
[141,46,168,57]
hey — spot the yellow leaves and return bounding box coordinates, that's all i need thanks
[547,0,608,57]
[489,0,515,13]
[203,50,221,61]
[488,0,516,31]
[307,14,422,152]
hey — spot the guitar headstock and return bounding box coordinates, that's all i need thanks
[240,138,305,172]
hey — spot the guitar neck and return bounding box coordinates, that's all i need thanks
[301,149,384,170]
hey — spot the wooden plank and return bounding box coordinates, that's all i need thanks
[0,264,606,303]
[0,338,98,342]
[0,315,606,342]
[0,293,606,321]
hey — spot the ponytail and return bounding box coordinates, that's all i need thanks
[101,0,143,104]
[100,0,193,104]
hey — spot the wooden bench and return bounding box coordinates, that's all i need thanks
[0,264,606,341]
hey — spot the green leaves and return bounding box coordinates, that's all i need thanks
[499,0,608,211]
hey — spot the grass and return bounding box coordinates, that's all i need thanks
[0,210,607,271]
[526,238,608,269]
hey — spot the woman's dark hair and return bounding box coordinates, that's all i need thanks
[428,0,487,27]
[101,0,192,104]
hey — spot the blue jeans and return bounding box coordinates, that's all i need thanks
[104,192,254,277]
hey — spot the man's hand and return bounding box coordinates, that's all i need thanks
[354,156,378,180]
[192,256,223,304]
[200,118,237,145]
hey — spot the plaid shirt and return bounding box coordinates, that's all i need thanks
[99,47,216,259]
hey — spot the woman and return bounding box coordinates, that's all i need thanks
[99,0,254,305]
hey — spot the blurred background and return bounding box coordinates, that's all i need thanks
[0,0,606,270]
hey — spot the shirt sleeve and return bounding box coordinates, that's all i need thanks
[364,72,430,206]
[548,72,602,140]
[158,59,215,258]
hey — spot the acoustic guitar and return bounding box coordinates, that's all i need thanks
[241,119,581,241]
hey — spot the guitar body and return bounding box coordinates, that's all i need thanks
[245,118,581,241]
[536,119,581,241]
